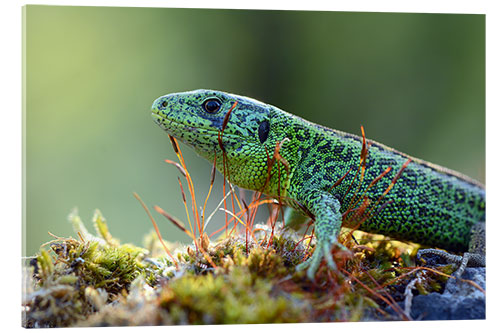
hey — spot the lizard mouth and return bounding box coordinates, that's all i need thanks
[151,112,164,124]
[152,113,245,156]
[152,112,202,134]
[152,110,206,130]
[151,111,243,143]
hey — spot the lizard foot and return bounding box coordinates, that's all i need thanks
[417,248,485,278]
[296,238,348,280]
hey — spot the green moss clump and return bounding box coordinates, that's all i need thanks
[22,249,91,328]
[24,208,462,327]
[23,210,152,328]
[156,267,309,324]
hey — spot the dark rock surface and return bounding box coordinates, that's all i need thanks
[406,267,485,320]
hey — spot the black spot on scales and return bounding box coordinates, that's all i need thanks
[317,143,331,153]
[297,146,309,156]
[258,120,270,143]
[325,164,340,175]
[468,198,477,210]
[295,132,305,142]
[454,188,466,204]
[312,163,322,175]
[430,178,444,190]
[341,147,355,163]
[305,159,316,170]
[301,172,312,182]
[333,144,344,156]
[400,168,418,190]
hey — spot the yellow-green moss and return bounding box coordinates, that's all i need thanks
[156,267,309,324]
[23,209,456,327]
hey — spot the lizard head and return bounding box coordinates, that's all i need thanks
[151,89,293,192]
[151,89,273,157]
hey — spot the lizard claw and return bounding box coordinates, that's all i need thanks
[296,238,345,280]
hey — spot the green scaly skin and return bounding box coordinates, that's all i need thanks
[151,89,485,279]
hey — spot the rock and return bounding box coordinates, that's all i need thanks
[409,267,485,320]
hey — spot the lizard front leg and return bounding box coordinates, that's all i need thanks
[294,188,346,279]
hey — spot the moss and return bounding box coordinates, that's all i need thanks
[23,208,460,327]
[23,250,90,328]
[156,267,309,324]
[23,210,152,327]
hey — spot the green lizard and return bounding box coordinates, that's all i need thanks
[151,89,485,279]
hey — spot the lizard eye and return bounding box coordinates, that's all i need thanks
[203,99,221,113]
[258,120,270,143]
[161,101,168,108]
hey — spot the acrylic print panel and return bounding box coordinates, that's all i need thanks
[22,5,485,326]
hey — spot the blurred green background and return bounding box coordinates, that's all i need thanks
[23,6,485,256]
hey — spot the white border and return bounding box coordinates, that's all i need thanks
[2,0,493,13]
[3,1,498,332]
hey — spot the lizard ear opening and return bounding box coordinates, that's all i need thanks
[258,120,270,143]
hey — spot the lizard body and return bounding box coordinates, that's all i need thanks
[151,89,485,278]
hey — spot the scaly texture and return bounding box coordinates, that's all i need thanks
[151,89,485,278]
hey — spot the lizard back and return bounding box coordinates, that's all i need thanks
[286,115,485,252]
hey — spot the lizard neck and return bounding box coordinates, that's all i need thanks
[210,108,301,198]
